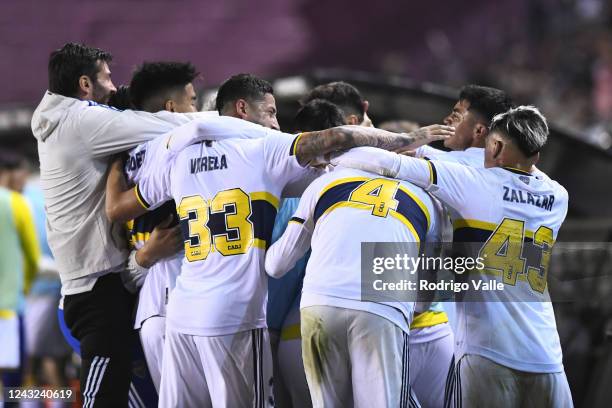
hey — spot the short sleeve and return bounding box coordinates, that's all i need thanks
[263,132,308,188]
[135,157,173,210]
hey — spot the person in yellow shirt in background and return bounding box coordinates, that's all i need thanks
[0,151,40,397]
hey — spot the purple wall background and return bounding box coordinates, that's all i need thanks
[0,0,526,107]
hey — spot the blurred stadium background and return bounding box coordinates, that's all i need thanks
[1,0,611,406]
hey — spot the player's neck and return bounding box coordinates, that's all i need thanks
[497,160,535,174]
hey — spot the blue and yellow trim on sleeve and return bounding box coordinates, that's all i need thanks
[134,184,151,209]
[289,133,304,156]
[289,216,305,225]
[424,158,438,185]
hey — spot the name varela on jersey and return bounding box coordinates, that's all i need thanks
[190,154,228,174]
[502,185,555,211]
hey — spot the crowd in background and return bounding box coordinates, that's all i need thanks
[406,0,612,149]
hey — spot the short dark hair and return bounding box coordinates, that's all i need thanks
[215,74,274,114]
[108,85,132,110]
[295,99,345,131]
[490,106,548,157]
[459,85,514,125]
[130,62,198,110]
[48,43,112,97]
[302,81,365,121]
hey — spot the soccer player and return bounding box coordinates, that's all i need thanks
[414,84,514,166]
[294,98,347,132]
[130,62,199,113]
[408,85,514,408]
[215,73,280,130]
[105,111,453,406]
[32,42,224,407]
[215,73,298,406]
[332,106,573,407]
[302,81,373,126]
[0,153,40,394]
[265,124,442,407]
[107,61,200,392]
[271,99,348,408]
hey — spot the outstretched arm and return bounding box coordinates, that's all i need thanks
[265,219,313,278]
[105,156,147,223]
[331,147,487,211]
[265,179,320,278]
[294,124,454,166]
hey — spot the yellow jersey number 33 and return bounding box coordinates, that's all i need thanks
[177,188,254,262]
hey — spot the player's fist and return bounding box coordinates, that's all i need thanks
[136,215,183,267]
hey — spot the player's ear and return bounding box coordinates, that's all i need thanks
[346,114,360,125]
[473,123,489,145]
[165,99,175,113]
[363,100,369,113]
[78,75,92,98]
[492,139,503,161]
[235,99,249,120]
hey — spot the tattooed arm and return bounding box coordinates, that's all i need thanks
[294,124,453,166]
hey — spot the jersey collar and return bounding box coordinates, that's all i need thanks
[502,166,533,176]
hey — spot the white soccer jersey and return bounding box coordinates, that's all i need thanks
[332,148,569,373]
[136,131,308,336]
[123,117,268,328]
[265,167,441,332]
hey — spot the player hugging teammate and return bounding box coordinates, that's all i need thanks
[32,42,572,408]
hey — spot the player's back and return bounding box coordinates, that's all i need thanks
[300,167,440,327]
[138,132,305,336]
[429,160,569,373]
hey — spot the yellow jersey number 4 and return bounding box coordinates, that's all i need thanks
[348,178,399,218]
[479,218,554,293]
[177,188,254,262]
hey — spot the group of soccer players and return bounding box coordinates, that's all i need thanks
[31,42,573,407]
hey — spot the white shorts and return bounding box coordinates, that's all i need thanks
[301,305,419,408]
[139,315,166,392]
[278,304,311,408]
[159,327,273,408]
[410,323,454,408]
[445,354,573,408]
[0,314,20,369]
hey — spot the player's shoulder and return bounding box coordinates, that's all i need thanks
[540,173,569,201]
[450,147,485,166]
[322,167,374,184]
[261,130,300,149]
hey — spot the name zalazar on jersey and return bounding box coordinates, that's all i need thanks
[502,185,555,211]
